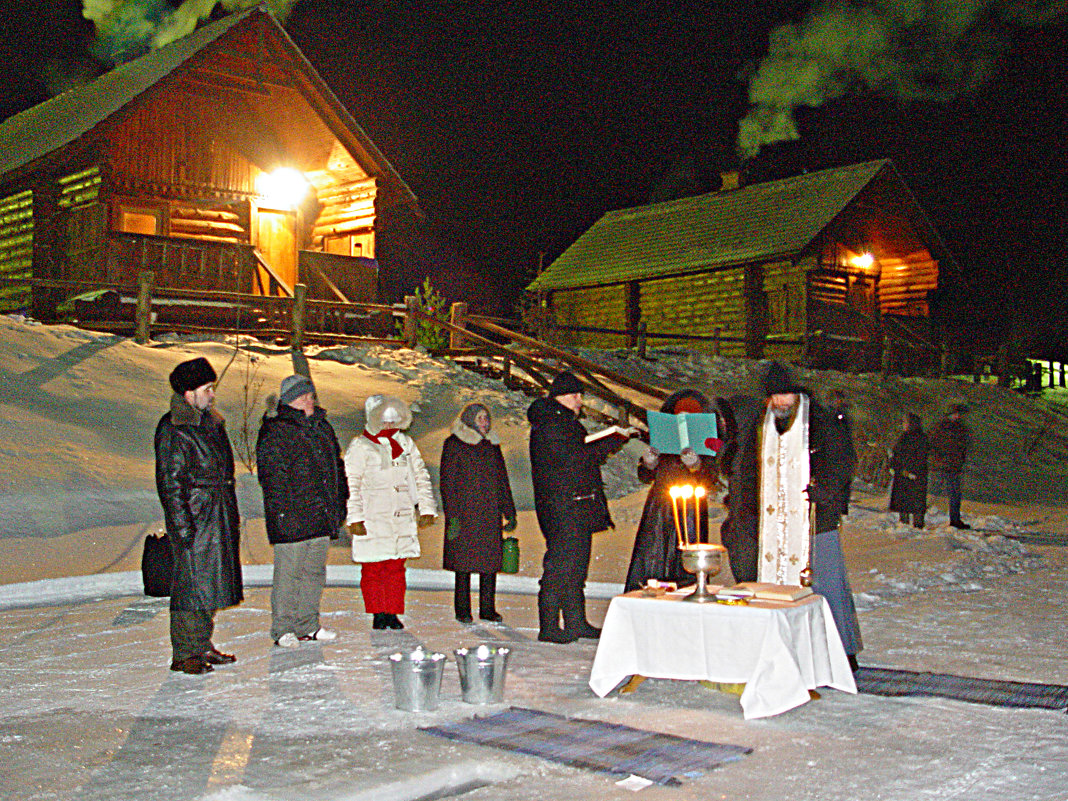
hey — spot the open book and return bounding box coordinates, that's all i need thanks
[646,410,722,456]
[585,425,637,444]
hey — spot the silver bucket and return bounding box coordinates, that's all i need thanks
[389,648,447,712]
[454,645,511,704]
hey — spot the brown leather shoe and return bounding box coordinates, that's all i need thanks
[202,647,236,665]
[170,656,213,675]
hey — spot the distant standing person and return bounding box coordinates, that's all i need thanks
[345,395,436,630]
[439,402,517,623]
[528,371,631,643]
[154,357,243,675]
[256,374,348,648]
[888,412,928,529]
[929,403,971,529]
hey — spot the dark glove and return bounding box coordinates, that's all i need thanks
[502,514,517,532]
[348,521,367,537]
[417,514,436,528]
[446,518,460,540]
[804,482,834,506]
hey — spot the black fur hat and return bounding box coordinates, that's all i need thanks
[549,371,583,397]
[169,357,217,395]
[761,361,805,396]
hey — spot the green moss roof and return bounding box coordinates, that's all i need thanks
[528,160,892,291]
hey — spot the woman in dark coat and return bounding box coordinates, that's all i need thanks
[440,403,517,622]
[624,389,723,593]
[889,412,929,528]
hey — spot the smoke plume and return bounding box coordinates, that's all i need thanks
[736,0,1068,160]
[82,0,299,64]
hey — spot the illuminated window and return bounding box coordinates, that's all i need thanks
[116,205,162,235]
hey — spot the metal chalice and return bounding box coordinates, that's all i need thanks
[679,543,726,603]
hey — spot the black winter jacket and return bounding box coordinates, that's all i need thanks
[155,395,243,612]
[527,397,618,537]
[256,403,348,545]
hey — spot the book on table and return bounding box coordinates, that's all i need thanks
[735,582,813,602]
[584,425,636,444]
[646,410,722,456]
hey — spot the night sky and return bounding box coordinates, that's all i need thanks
[2,1,1066,339]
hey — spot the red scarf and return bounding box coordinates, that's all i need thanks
[363,427,403,459]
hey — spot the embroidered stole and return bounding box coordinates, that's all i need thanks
[757,394,811,584]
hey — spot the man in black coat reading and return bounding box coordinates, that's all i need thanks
[528,372,629,643]
[155,357,243,675]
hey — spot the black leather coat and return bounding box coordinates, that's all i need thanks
[154,395,243,612]
[256,402,348,545]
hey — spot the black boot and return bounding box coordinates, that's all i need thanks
[454,572,473,623]
[561,590,600,640]
[372,613,388,630]
[479,573,501,622]
[386,613,404,630]
[538,591,575,643]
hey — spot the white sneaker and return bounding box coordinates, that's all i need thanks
[275,632,299,648]
[298,627,337,642]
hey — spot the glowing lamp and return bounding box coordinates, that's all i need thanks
[851,252,874,270]
[257,167,309,210]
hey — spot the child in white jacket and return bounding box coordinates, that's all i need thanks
[345,395,437,629]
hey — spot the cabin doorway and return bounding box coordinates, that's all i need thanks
[255,208,297,295]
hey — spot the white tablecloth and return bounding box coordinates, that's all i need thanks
[589,592,857,719]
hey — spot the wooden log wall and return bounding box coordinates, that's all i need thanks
[0,189,32,310]
[169,202,248,244]
[550,284,628,347]
[640,267,747,356]
[311,178,376,254]
[878,254,937,316]
[763,260,806,361]
[56,167,107,282]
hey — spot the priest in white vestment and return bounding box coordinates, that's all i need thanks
[726,362,863,667]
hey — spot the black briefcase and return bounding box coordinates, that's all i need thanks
[141,532,174,597]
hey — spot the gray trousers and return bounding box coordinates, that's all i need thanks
[811,527,863,656]
[171,608,215,662]
[271,536,330,640]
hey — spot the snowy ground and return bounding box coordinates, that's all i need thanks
[1,316,1067,800]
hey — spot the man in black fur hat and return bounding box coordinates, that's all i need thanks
[721,361,862,669]
[154,357,243,674]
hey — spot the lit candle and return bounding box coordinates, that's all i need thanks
[692,487,700,551]
[680,485,694,546]
[669,486,683,549]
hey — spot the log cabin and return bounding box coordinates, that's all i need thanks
[526,160,961,373]
[0,6,417,321]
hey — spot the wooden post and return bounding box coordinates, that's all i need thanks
[636,320,647,359]
[712,327,722,358]
[881,335,892,378]
[135,271,154,345]
[291,283,307,352]
[403,295,419,348]
[502,354,512,386]
[449,301,468,350]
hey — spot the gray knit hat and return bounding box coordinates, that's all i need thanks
[279,374,315,406]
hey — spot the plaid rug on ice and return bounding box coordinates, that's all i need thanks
[855,666,1068,711]
[420,706,751,786]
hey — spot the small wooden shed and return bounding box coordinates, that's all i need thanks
[527,160,960,372]
[0,7,417,319]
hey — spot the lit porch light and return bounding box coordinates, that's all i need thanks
[256,167,309,210]
[850,253,874,270]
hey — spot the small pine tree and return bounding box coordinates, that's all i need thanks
[402,277,450,351]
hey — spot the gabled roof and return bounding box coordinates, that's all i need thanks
[0,7,417,209]
[528,159,951,291]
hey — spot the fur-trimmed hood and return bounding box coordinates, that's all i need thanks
[364,394,411,434]
[451,417,500,446]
